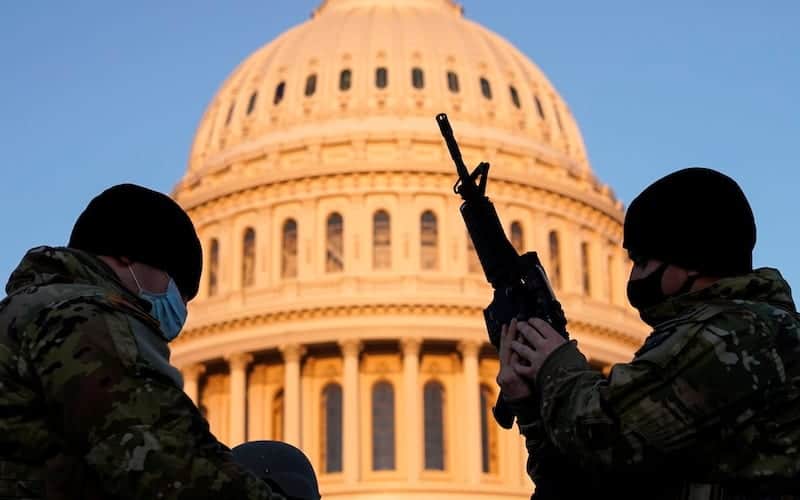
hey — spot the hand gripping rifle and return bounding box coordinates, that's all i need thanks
[436,113,570,429]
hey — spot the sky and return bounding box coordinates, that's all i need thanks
[1,1,798,299]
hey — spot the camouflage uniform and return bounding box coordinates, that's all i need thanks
[0,246,284,499]
[517,268,800,499]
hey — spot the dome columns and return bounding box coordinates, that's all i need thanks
[227,352,254,446]
[458,339,483,483]
[281,344,307,447]
[339,339,363,483]
[401,338,423,480]
[181,363,207,406]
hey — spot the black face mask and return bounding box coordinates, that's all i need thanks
[627,262,669,311]
[627,263,700,311]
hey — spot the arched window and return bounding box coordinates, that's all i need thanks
[274,81,286,105]
[424,381,445,470]
[412,67,425,89]
[510,221,524,253]
[281,219,298,279]
[554,105,565,132]
[446,71,459,93]
[581,242,591,295]
[340,69,352,91]
[373,210,391,269]
[242,228,256,288]
[510,85,521,108]
[305,73,318,97]
[534,95,546,119]
[246,92,258,115]
[372,381,395,470]
[467,234,481,274]
[208,238,219,296]
[480,77,492,99]
[326,212,344,273]
[321,383,343,473]
[607,253,615,303]
[480,385,499,474]
[420,211,439,270]
[548,231,562,289]
[376,67,388,89]
[225,103,235,126]
[272,389,284,441]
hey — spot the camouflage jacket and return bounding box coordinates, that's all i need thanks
[516,268,800,499]
[0,246,284,500]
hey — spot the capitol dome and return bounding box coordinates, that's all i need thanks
[172,1,647,498]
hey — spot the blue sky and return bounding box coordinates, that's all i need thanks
[1,1,798,299]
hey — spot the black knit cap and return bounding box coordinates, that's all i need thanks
[623,167,756,276]
[232,441,320,500]
[68,184,203,300]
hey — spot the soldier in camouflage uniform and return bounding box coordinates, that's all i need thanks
[0,184,285,499]
[498,168,800,499]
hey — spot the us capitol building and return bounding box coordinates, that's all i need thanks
[170,0,648,498]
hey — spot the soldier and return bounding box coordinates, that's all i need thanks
[498,168,800,498]
[0,184,285,499]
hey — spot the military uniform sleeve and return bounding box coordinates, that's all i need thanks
[535,312,784,472]
[21,298,286,500]
[507,396,612,499]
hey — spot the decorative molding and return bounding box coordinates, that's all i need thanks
[400,337,422,355]
[279,343,307,363]
[224,352,254,369]
[338,338,363,357]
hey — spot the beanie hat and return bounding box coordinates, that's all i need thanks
[232,441,321,500]
[68,184,203,300]
[623,167,756,276]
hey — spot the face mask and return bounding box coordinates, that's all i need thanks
[627,262,669,311]
[627,262,700,311]
[129,266,187,341]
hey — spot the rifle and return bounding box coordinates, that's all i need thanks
[435,113,570,429]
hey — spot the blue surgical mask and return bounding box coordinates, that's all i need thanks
[129,266,187,341]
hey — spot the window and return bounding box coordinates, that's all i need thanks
[607,254,615,303]
[242,228,256,288]
[225,103,235,126]
[305,73,318,97]
[372,381,395,470]
[326,212,344,273]
[412,67,424,89]
[373,210,391,269]
[548,231,562,289]
[246,92,258,115]
[467,235,481,274]
[208,239,219,296]
[424,381,445,470]
[274,81,286,105]
[446,71,459,93]
[340,69,352,91]
[272,390,284,441]
[510,221,524,253]
[480,77,492,99]
[321,383,343,473]
[480,385,499,474]
[281,219,298,278]
[420,211,439,270]
[510,85,521,109]
[581,242,591,295]
[554,105,565,132]
[534,95,545,119]
[376,67,388,89]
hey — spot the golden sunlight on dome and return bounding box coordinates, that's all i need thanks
[171,1,647,499]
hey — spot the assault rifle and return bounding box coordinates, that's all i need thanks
[435,113,570,429]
